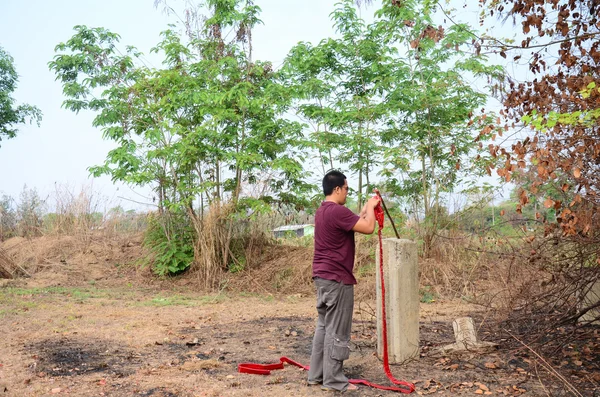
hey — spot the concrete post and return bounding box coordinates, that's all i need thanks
[376,238,419,363]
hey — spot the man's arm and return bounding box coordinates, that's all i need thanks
[359,202,368,218]
[353,196,380,234]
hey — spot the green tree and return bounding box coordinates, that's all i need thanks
[49,1,311,284]
[374,0,503,255]
[0,46,42,145]
[284,0,402,210]
[289,0,502,255]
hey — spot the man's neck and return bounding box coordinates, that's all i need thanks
[325,195,343,205]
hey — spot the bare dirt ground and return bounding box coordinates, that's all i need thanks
[0,235,598,396]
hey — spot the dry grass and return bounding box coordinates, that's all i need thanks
[190,203,232,291]
[0,247,21,278]
[1,232,143,280]
[226,244,313,295]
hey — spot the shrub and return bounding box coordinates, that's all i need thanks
[142,212,195,276]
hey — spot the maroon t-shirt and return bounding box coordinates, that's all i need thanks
[312,201,361,285]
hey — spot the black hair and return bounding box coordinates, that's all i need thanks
[322,170,346,196]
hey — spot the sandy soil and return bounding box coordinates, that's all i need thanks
[0,236,597,396]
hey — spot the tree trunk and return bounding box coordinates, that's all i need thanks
[421,154,429,216]
[358,170,363,212]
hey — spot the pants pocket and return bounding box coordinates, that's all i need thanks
[330,336,350,361]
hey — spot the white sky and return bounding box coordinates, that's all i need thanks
[0,0,511,212]
[0,0,344,210]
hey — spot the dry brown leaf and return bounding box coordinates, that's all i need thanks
[475,382,489,391]
[484,362,497,369]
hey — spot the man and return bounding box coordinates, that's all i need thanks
[307,170,380,392]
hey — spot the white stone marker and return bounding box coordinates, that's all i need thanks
[375,238,419,363]
[453,317,480,349]
[437,317,497,354]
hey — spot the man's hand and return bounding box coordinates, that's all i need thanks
[354,196,380,234]
[367,196,380,209]
[360,196,380,218]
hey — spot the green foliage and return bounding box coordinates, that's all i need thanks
[105,206,147,233]
[453,184,557,237]
[376,0,501,199]
[284,0,402,208]
[49,18,310,208]
[49,2,315,284]
[355,261,375,278]
[284,0,501,255]
[46,0,507,274]
[0,46,42,145]
[375,0,502,255]
[142,212,195,276]
[276,234,313,248]
[419,285,436,303]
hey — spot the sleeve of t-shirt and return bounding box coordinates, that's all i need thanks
[333,205,360,232]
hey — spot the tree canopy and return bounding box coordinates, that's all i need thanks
[0,46,42,145]
[482,0,600,237]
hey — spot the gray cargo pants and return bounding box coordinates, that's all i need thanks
[307,277,354,391]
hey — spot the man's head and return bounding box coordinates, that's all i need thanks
[323,170,349,205]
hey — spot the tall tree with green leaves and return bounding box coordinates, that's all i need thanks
[49,1,310,285]
[374,0,503,255]
[286,0,501,255]
[0,46,42,145]
[283,0,403,210]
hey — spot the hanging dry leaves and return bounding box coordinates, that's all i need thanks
[481,0,599,238]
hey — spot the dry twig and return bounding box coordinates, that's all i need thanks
[505,329,584,397]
